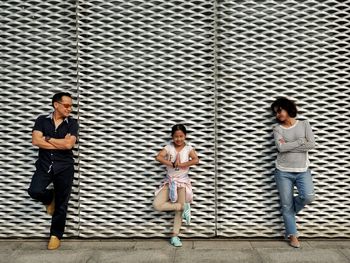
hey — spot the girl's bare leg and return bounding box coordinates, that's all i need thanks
[172,187,186,236]
[153,185,182,212]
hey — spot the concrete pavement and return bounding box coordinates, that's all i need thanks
[2,239,350,263]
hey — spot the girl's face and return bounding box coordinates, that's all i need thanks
[274,107,289,123]
[172,130,186,146]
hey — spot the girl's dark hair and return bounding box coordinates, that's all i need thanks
[271,97,298,118]
[52,92,72,107]
[171,124,187,136]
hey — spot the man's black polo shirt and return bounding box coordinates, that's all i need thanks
[33,112,79,174]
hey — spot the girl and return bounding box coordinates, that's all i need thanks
[153,124,199,247]
[271,97,316,248]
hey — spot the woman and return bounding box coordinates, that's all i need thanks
[271,97,316,248]
[153,124,199,247]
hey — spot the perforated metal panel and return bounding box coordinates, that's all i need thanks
[76,0,216,238]
[1,0,79,238]
[1,0,350,238]
[216,0,350,237]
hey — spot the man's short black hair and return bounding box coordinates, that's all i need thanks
[271,97,298,118]
[52,92,72,107]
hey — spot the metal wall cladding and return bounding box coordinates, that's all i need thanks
[1,0,350,238]
[76,0,216,237]
[216,0,350,237]
[1,1,79,237]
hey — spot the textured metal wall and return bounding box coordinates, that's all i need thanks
[1,0,350,238]
[216,0,350,237]
[1,0,79,238]
[76,0,216,238]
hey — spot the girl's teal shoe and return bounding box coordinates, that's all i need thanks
[182,203,191,225]
[170,236,182,247]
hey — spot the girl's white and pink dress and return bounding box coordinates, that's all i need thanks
[155,143,194,203]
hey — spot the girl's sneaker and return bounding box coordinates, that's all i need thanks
[170,236,182,247]
[182,203,191,225]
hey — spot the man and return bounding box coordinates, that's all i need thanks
[28,92,78,250]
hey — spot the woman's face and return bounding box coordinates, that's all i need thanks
[172,130,186,146]
[275,107,289,122]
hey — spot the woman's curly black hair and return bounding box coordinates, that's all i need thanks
[271,97,298,118]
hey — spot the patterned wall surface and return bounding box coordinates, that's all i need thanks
[1,0,79,237]
[216,0,350,237]
[76,0,216,238]
[1,0,349,238]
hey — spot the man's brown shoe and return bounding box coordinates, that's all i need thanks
[46,196,55,216]
[48,236,60,250]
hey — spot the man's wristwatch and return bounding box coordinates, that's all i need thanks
[45,136,51,142]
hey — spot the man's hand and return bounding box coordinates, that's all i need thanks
[279,138,286,144]
[32,130,57,150]
[48,133,77,150]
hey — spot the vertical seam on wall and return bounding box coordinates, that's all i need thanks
[213,0,219,237]
[74,0,81,238]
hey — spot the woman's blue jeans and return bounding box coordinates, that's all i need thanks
[274,168,315,237]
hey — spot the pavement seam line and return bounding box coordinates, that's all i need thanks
[337,248,350,263]
[172,248,177,263]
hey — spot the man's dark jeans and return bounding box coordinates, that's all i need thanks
[28,164,74,239]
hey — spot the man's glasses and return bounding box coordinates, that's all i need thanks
[58,102,73,109]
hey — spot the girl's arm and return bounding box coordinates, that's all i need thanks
[155,148,173,167]
[177,149,199,168]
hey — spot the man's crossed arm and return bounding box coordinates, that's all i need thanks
[32,130,77,150]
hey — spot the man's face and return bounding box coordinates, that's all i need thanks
[54,96,73,118]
